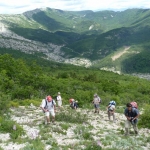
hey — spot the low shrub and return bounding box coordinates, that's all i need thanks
[74,125,93,140]
[0,117,24,140]
[17,99,41,107]
[8,101,19,108]
[60,123,71,130]
[138,104,150,129]
[56,109,88,124]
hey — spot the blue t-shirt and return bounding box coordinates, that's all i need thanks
[124,107,139,118]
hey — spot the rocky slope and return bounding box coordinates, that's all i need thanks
[0,22,92,67]
[0,105,150,150]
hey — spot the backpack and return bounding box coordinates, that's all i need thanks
[109,100,116,106]
[98,96,102,103]
[70,101,78,109]
[130,101,138,109]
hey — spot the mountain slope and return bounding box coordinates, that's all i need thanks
[0,105,150,149]
[0,8,150,72]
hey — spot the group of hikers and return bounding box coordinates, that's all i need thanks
[40,92,78,125]
[40,92,140,136]
[92,93,139,135]
[92,93,116,122]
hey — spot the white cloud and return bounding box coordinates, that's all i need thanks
[0,0,150,14]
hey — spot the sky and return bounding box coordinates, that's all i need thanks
[0,0,150,14]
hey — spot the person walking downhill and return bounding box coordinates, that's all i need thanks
[56,92,62,110]
[124,103,140,136]
[92,93,101,113]
[107,100,116,123]
[40,95,56,125]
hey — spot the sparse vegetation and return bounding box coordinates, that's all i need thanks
[0,117,24,140]
[0,104,150,149]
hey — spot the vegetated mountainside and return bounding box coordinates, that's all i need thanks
[0,8,150,73]
[0,54,150,149]
[89,26,150,73]
[1,54,150,108]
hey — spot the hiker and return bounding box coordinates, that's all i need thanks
[40,95,56,125]
[124,103,140,136]
[69,98,74,104]
[92,93,101,113]
[56,92,62,109]
[70,99,78,109]
[107,101,116,122]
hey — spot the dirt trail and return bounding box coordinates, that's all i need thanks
[111,46,130,61]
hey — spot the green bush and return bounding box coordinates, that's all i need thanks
[8,101,19,108]
[0,118,24,140]
[0,94,11,115]
[138,104,150,129]
[56,109,88,124]
[17,99,41,106]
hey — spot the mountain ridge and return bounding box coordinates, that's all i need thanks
[0,7,150,73]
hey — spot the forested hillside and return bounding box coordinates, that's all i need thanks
[0,54,150,115]
[0,53,150,150]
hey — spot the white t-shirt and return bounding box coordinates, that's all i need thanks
[93,97,100,104]
[41,99,56,111]
[57,95,62,101]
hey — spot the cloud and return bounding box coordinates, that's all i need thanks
[0,0,150,14]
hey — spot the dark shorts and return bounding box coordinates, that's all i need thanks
[94,104,99,108]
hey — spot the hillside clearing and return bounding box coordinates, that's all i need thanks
[111,46,130,61]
